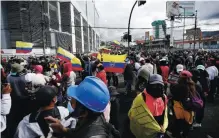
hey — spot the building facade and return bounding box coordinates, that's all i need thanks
[1,1,100,55]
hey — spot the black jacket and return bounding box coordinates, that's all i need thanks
[110,97,120,130]
[64,115,120,138]
[123,64,134,80]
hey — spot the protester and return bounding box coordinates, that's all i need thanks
[158,58,169,93]
[83,56,92,79]
[6,63,33,138]
[45,76,120,138]
[14,86,69,138]
[124,59,134,95]
[171,70,198,138]
[1,84,12,133]
[196,65,210,97]
[62,62,77,86]
[142,58,154,74]
[108,86,120,130]
[96,63,108,85]
[123,74,168,138]
[206,59,218,103]
[190,69,206,128]
[32,65,47,85]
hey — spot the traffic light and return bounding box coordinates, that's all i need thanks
[138,0,146,6]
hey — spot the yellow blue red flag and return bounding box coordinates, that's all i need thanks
[56,47,82,71]
[97,53,127,73]
[57,47,74,62]
[71,57,82,71]
[16,41,33,53]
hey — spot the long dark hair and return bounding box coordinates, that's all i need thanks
[178,77,197,97]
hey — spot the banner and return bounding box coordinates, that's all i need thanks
[16,41,33,53]
[56,47,82,71]
[97,53,127,73]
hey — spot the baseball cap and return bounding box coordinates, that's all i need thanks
[149,74,164,86]
[196,65,205,71]
[176,64,183,73]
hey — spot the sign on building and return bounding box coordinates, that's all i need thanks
[166,1,195,17]
[186,28,202,39]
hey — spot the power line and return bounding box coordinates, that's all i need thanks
[2,22,219,31]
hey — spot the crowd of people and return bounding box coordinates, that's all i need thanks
[0,49,219,138]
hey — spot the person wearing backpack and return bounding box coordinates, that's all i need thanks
[45,76,120,138]
[14,86,69,138]
[190,69,206,128]
[171,70,203,138]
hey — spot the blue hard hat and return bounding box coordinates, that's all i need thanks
[67,76,110,113]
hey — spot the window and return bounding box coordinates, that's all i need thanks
[60,2,71,33]
[211,41,217,45]
[49,1,59,30]
[83,18,89,52]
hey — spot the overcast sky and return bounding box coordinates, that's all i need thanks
[95,0,219,41]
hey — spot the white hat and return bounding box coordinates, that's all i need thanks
[176,64,183,73]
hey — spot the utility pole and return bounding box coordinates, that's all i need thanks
[170,16,174,47]
[41,1,46,55]
[179,6,185,49]
[127,0,146,55]
[127,1,137,55]
[193,10,197,50]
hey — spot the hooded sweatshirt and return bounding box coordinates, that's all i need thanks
[63,62,76,86]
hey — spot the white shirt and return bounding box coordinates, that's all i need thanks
[14,106,70,138]
[206,66,218,80]
[1,94,12,132]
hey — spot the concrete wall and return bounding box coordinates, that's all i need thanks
[1,2,10,49]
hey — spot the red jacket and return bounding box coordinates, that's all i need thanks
[96,70,108,85]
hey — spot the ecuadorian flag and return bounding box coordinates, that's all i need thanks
[56,47,82,71]
[16,41,33,53]
[57,47,74,62]
[71,57,83,71]
[97,53,127,73]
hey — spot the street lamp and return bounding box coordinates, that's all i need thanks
[179,6,185,49]
[127,0,146,55]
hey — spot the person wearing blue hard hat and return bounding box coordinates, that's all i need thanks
[45,76,120,138]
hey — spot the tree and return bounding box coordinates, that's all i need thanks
[100,41,105,46]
